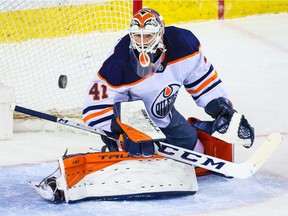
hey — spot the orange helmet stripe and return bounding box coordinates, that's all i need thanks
[133,12,154,28]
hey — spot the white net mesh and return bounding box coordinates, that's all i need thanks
[0,0,132,119]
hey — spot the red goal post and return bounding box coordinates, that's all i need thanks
[218,0,225,20]
[133,0,143,15]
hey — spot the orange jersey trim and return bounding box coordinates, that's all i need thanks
[167,51,199,66]
[186,71,218,94]
[97,71,153,89]
[167,45,201,66]
[83,106,113,123]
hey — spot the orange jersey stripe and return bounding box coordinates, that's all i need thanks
[97,71,153,88]
[83,106,113,123]
[167,45,201,66]
[187,71,218,94]
[167,51,199,66]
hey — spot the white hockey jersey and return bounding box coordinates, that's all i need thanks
[83,26,228,133]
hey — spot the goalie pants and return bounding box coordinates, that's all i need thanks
[160,107,198,151]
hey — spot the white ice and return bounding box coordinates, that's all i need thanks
[0,13,288,216]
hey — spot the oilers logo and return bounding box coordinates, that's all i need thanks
[151,84,180,118]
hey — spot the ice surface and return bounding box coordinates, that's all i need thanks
[0,13,288,216]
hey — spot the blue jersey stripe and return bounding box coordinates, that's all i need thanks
[88,114,114,127]
[184,64,214,89]
[83,104,113,115]
[192,79,222,100]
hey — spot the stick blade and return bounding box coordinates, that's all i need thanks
[155,133,282,179]
[245,132,282,175]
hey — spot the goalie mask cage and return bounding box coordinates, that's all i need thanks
[0,0,142,120]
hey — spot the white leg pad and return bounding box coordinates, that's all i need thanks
[57,155,198,202]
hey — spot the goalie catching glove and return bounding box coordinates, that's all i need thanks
[204,97,254,148]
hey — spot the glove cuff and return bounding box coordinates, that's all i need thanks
[205,97,234,119]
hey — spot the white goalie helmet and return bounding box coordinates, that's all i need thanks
[128,8,166,68]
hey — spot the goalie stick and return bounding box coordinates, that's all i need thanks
[13,105,282,179]
[156,132,282,179]
[13,105,116,138]
[13,103,166,141]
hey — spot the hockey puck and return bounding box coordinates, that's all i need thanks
[58,75,68,89]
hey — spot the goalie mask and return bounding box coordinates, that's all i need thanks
[128,8,166,71]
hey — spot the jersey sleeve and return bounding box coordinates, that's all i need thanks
[82,74,129,133]
[82,36,131,133]
[183,47,229,107]
[82,76,114,132]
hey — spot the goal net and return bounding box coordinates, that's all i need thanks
[0,0,134,121]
